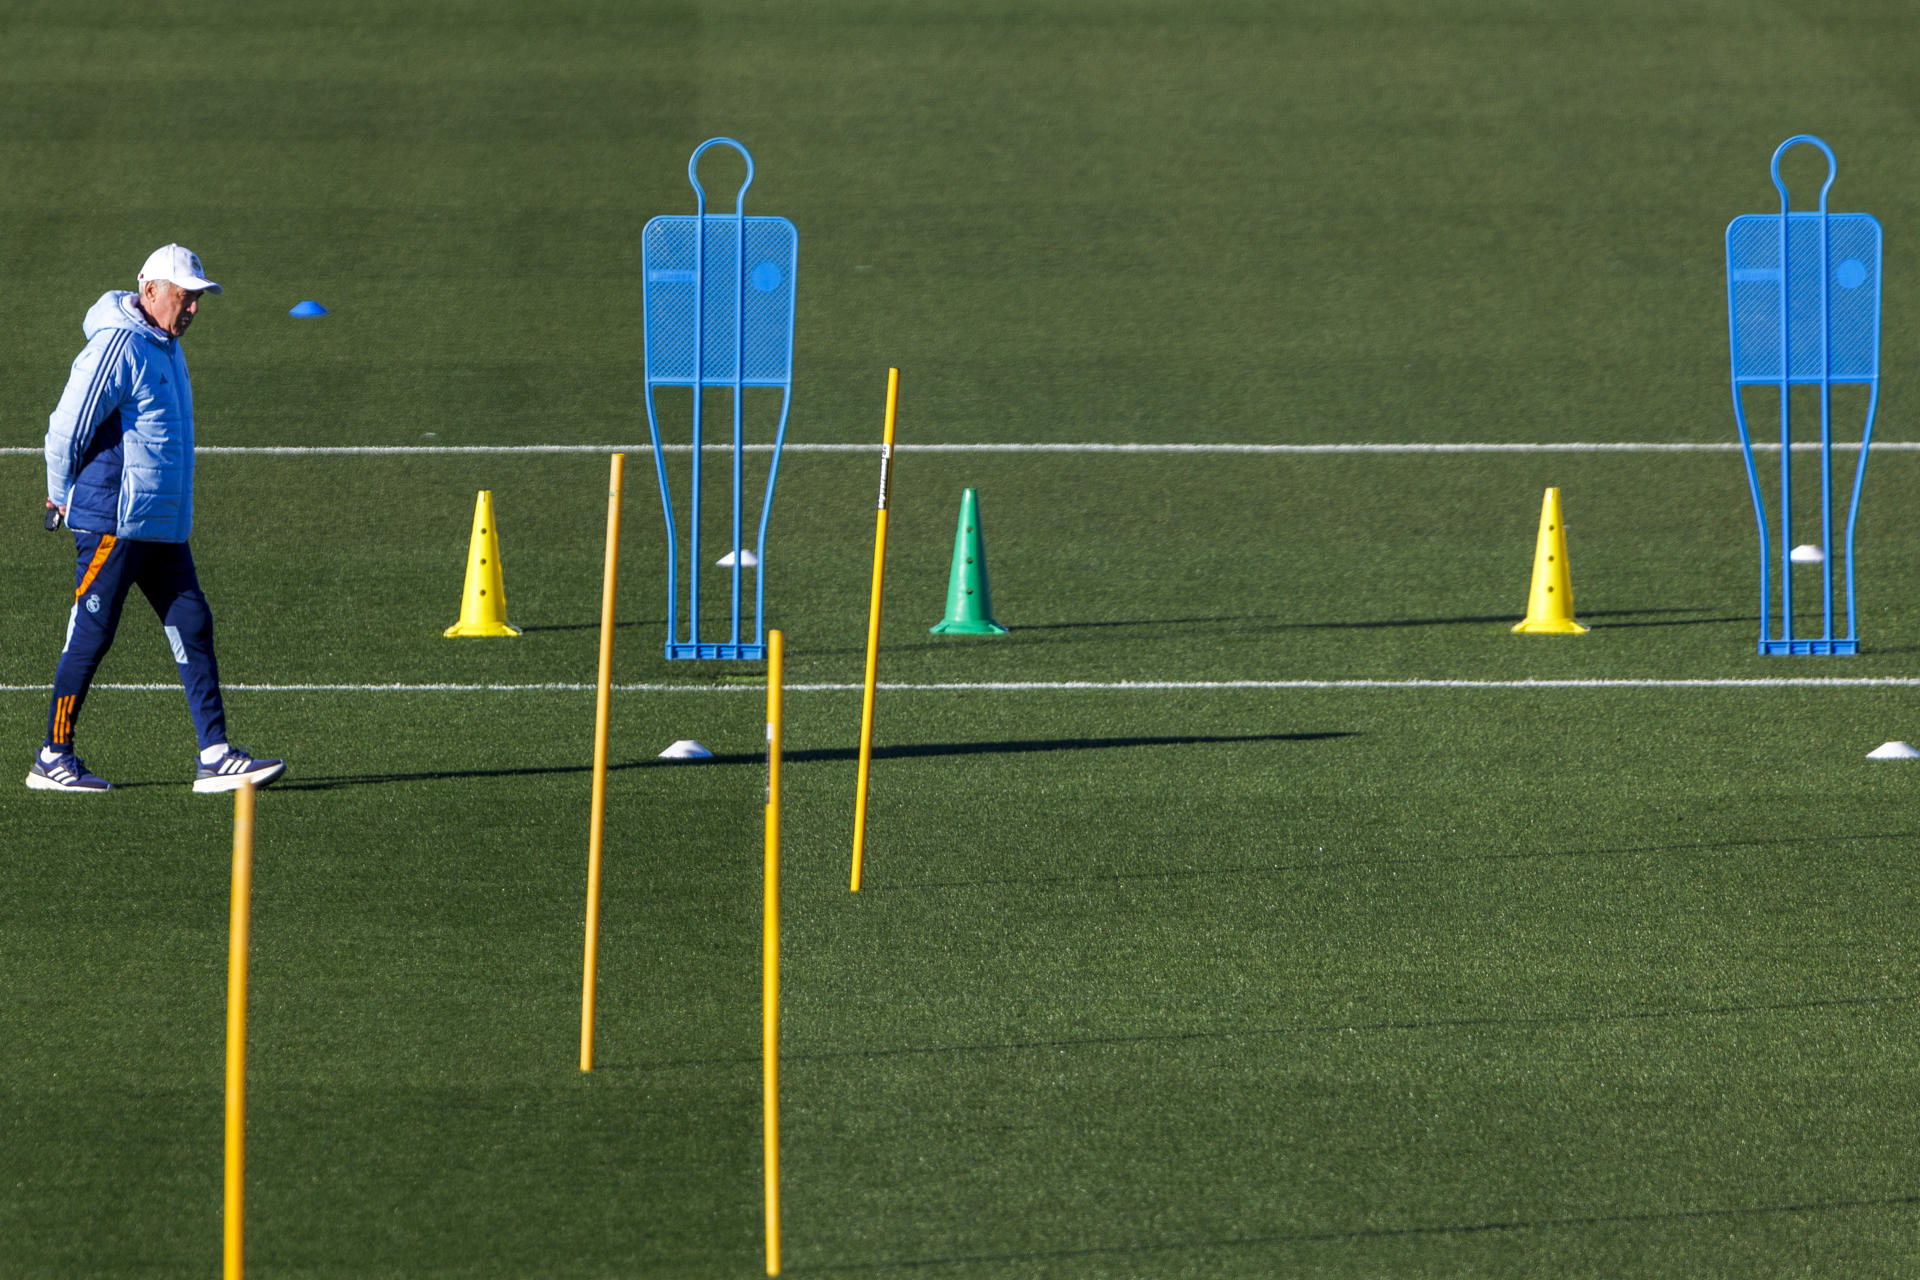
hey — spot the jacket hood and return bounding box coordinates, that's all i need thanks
[83,291,171,343]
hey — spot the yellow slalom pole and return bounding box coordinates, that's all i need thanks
[223,782,257,1280]
[764,629,784,1276]
[581,452,625,1072]
[850,369,899,892]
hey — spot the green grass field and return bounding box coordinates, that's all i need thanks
[5,2,1920,1275]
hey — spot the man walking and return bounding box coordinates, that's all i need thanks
[29,244,285,794]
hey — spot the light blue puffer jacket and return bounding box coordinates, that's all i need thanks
[44,291,196,542]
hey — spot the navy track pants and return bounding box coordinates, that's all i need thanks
[46,532,227,751]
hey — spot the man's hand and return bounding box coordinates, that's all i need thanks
[43,500,64,532]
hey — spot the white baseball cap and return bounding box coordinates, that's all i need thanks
[137,244,222,294]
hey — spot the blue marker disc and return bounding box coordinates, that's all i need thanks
[290,300,329,317]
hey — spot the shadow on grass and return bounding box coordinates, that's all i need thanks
[1586,613,1751,630]
[1268,607,1748,632]
[1007,614,1285,632]
[594,989,1916,1070]
[811,608,1748,655]
[515,618,662,634]
[273,731,1354,792]
[874,828,1920,894]
[788,1186,1920,1272]
[1007,607,1742,631]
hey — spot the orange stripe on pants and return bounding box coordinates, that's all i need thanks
[75,534,117,602]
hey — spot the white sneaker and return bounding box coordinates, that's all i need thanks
[193,745,286,793]
[25,748,112,792]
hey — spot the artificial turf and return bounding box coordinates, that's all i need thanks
[5,1,1920,1276]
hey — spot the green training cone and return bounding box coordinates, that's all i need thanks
[929,488,1008,635]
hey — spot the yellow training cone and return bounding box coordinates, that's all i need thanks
[1511,487,1588,635]
[444,490,522,637]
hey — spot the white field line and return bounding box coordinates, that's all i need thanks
[3,678,1920,693]
[0,442,1914,457]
